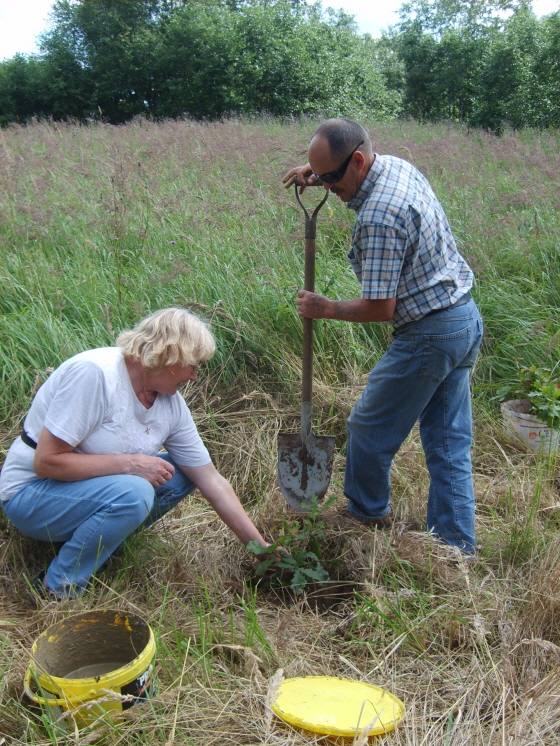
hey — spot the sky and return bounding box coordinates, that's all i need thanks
[0,0,559,61]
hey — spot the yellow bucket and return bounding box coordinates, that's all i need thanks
[24,609,156,730]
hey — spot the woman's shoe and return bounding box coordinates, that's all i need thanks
[29,570,62,606]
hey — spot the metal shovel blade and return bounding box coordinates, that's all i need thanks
[278,431,335,511]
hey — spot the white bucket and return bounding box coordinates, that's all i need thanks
[501,399,559,453]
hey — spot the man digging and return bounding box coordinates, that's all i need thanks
[283,118,483,557]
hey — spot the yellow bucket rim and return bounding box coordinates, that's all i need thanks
[25,610,155,707]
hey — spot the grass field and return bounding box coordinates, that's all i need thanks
[1,117,560,744]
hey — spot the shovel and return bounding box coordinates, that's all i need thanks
[278,184,335,512]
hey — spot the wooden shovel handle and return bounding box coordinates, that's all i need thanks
[295,185,328,408]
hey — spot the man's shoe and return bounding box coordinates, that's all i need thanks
[347,509,393,529]
[327,503,393,529]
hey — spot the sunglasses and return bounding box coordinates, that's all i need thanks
[312,140,364,184]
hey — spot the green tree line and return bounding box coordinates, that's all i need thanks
[0,0,559,130]
[0,0,400,125]
[385,0,560,131]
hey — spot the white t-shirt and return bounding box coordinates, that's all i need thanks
[0,347,211,501]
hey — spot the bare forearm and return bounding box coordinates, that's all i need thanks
[296,291,396,322]
[181,465,268,547]
[326,298,395,322]
[33,428,175,487]
[205,481,267,545]
[34,450,133,481]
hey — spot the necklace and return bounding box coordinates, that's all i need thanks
[136,361,156,408]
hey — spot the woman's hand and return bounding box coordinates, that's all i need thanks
[123,455,175,488]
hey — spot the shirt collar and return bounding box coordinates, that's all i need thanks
[347,154,383,212]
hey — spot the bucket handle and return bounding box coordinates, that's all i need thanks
[24,667,68,707]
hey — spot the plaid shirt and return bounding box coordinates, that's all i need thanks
[347,155,473,329]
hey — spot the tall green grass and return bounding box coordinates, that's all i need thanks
[0,118,383,425]
[1,118,558,429]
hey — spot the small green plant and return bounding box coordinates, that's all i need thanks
[497,365,560,429]
[247,496,336,594]
[518,365,560,429]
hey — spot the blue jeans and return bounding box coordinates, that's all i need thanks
[2,453,195,597]
[344,299,483,553]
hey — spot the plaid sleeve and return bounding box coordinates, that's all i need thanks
[350,222,407,300]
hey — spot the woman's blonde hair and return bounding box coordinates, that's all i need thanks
[117,308,216,373]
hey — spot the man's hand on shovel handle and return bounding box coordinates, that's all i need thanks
[283,163,322,193]
[297,290,333,319]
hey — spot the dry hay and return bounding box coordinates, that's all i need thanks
[1,395,560,744]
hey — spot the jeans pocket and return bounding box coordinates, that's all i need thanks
[461,317,484,368]
[421,326,471,382]
[389,335,420,377]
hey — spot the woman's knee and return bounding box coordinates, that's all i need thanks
[111,475,154,521]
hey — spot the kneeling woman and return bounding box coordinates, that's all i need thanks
[0,308,268,598]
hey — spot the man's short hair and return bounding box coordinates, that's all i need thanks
[312,118,372,159]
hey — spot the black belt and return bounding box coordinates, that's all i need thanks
[425,291,472,318]
[21,430,38,449]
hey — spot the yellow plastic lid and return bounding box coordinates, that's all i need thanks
[272,676,405,737]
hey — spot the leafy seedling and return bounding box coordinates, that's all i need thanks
[247,495,336,594]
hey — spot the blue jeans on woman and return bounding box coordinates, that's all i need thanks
[344,298,483,554]
[2,453,194,597]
